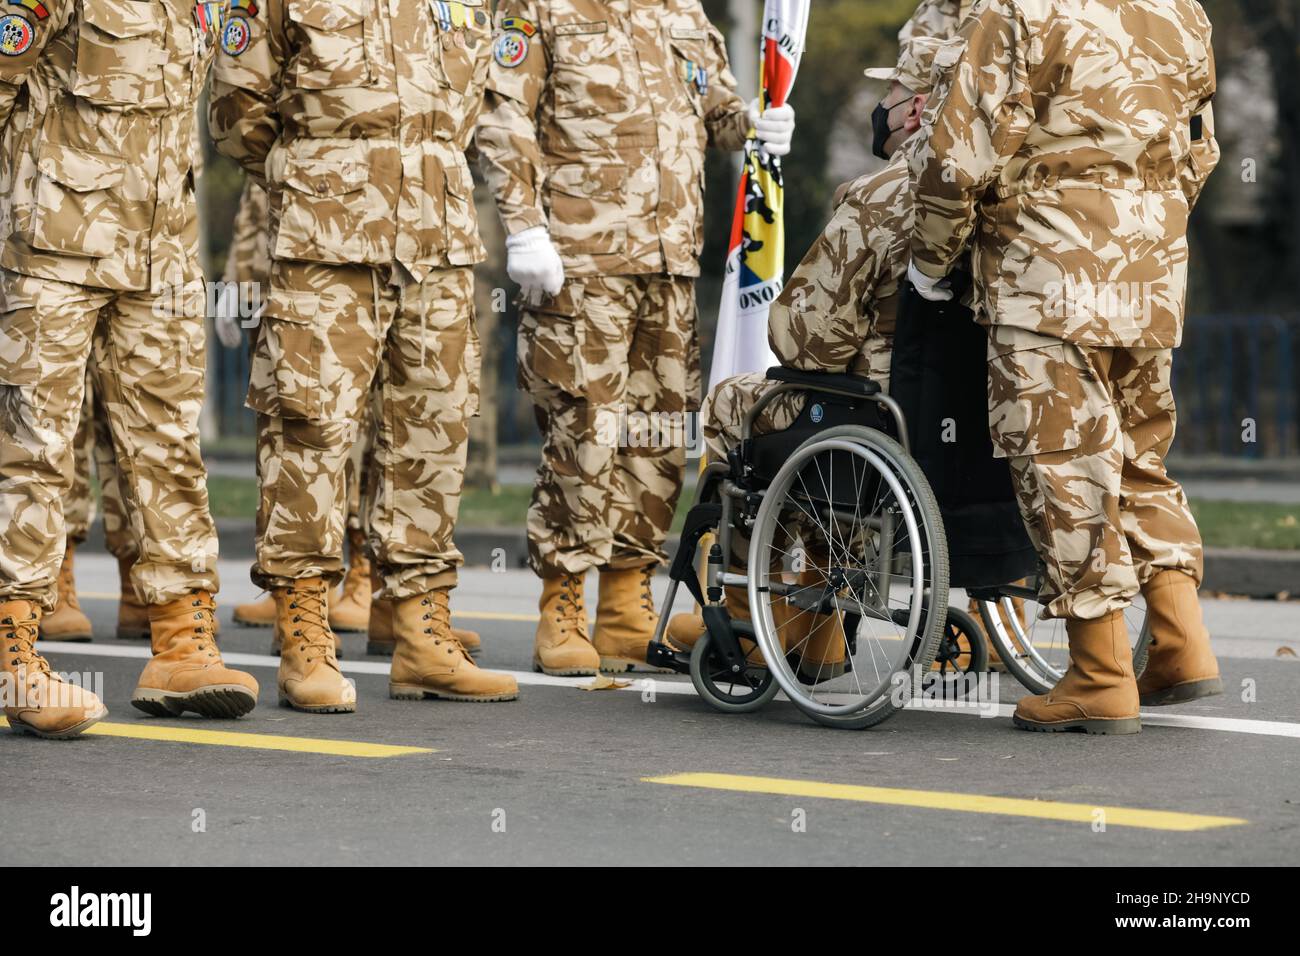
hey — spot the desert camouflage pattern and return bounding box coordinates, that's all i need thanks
[0,273,219,609]
[66,365,135,562]
[909,0,1220,348]
[477,0,748,277]
[209,0,491,277]
[251,262,478,597]
[0,0,215,292]
[987,326,1202,620]
[768,151,911,393]
[221,178,272,290]
[898,0,979,43]
[519,274,697,576]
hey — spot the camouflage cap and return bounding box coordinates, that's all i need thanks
[863,36,959,94]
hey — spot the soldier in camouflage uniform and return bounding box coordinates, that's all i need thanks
[898,0,978,43]
[0,0,261,738]
[909,0,1222,734]
[210,0,516,710]
[477,0,795,676]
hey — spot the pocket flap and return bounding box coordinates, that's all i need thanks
[82,0,161,38]
[262,287,320,326]
[283,157,368,198]
[555,20,608,36]
[288,0,365,31]
[36,143,126,192]
[669,27,707,41]
[548,163,625,200]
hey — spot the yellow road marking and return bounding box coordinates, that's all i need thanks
[643,772,1247,832]
[0,717,433,758]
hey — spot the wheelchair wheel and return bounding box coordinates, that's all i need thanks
[934,606,989,676]
[977,583,1150,696]
[748,425,948,730]
[689,632,779,714]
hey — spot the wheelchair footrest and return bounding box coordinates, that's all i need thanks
[645,640,690,675]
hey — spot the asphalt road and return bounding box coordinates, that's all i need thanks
[2,555,1297,866]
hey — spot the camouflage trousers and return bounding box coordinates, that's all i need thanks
[518,273,699,576]
[250,261,478,598]
[0,271,220,609]
[65,365,137,562]
[986,326,1203,621]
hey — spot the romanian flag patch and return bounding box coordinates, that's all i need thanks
[7,0,48,21]
[500,15,535,36]
[230,0,259,17]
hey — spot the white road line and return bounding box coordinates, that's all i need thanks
[38,641,1300,739]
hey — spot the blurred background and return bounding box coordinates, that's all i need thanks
[194,0,1299,555]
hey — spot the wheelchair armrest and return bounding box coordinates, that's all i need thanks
[764,366,881,399]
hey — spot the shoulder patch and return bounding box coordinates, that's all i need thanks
[500,16,535,37]
[7,0,47,21]
[221,14,252,56]
[230,0,259,17]
[493,29,529,68]
[0,12,34,55]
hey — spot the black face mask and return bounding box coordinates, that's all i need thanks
[871,100,902,160]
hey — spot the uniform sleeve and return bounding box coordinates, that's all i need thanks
[1180,14,1219,211]
[769,167,909,372]
[700,22,748,152]
[908,0,1033,279]
[0,1,70,131]
[474,0,549,236]
[208,2,286,182]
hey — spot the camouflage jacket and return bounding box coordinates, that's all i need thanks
[0,0,217,292]
[769,152,911,375]
[476,0,749,278]
[909,0,1220,348]
[209,0,491,277]
[898,0,978,43]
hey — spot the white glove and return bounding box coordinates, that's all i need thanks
[214,283,243,348]
[747,99,796,157]
[506,226,565,299]
[908,261,954,302]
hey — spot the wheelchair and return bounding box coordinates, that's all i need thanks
[644,366,950,730]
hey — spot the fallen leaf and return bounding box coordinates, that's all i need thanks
[1276,646,1297,659]
[579,673,632,691]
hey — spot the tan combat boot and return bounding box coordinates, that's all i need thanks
[1137,569,1222,706]
[116,554,151,641]
[275,578,356,713]
[366,571,481,656]
[533,573,599,676]
[389,589,518,702]
[2,601,107,739]
[38,544,93,643]
[593,565,674,673]
[329,528,372,633]
[793,567,847,682]
[132,591,259,718]
[233,591,277,628]
[1012,610,1140,734]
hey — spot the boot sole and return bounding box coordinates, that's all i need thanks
[116,625,151,641]
[277,695,356,714]
[131,686,257,719]
[532,657,598,677]
[598,656,675,674]
[7,704,108,740]
[389,682,518,702]
[1140,677,1223,707]
[1012,714,1141,735]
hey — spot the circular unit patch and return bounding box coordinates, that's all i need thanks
[0,14,35,56]
[221,15,252,56]
[493,29,528,68]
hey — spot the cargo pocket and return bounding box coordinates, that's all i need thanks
[71,0,167,107]
[30,143,125,259]
[552,21,629,118]
[247,287,322,420]
[986,340,1087,459]
[0,305,40,387]
[519,282,587,399]
[545,163,627,256]
[274,154,370,264]
[287,0,371,89]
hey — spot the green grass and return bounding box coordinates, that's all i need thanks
[200,477,1300,551]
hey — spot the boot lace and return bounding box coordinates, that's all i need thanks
[1,612,49,676]
[639,566,656,617]
[556,574,587,629]
[188,595,220,658]
[287,582,335,665]
[419,591,468,661]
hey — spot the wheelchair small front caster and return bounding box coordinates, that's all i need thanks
[689,631,779,714]
[934,606,990,676]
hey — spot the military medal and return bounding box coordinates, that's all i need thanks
[192,1,225,45]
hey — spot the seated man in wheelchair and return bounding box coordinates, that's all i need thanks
[664,36,954,679]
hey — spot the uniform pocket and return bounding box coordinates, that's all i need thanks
[273,154,370,263]
[551,21,628,118]
[71,0,168,107]
[0,304,40,387]
[30,143,125,259]
[519,282,587,399]
[287,0,371,89]
[545,163,627,256]
[247,287,322,420]
[986,340,1087,459]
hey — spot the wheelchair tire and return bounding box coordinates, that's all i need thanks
[689,632,779,714]
[748,425,948,730]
